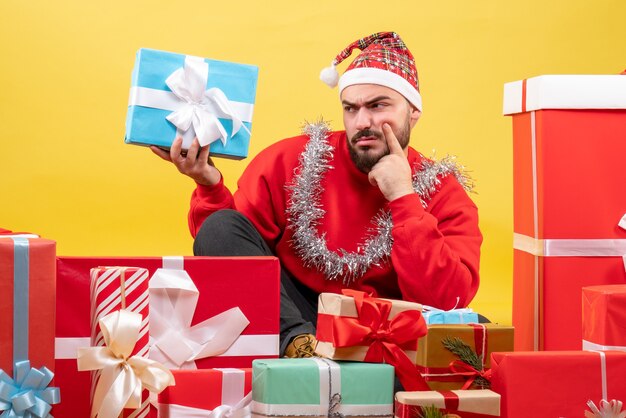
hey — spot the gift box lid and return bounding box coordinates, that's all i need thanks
[503,74,626,115]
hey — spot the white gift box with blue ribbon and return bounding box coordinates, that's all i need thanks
[125,48,258,159]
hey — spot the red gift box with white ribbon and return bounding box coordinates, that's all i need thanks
[503,74,626,351]
[158,368,251,417]
[490,350,626,418]
[54,256,280,418]
[0,234,56,378]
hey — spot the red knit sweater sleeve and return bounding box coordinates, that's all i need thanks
[231,139,300,251]
[188,177,235,237]
[387,175,482,309]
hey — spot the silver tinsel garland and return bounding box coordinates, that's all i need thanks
[286,121,474,284]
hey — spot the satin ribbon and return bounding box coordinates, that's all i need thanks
[514,213,626,265]
[0,360,60,418]
[148,267,250,369]
[77,310,174,418]
[448,360,493,390]
[164,393,252,418]
[583,340,626,352]
[10,237,30,368]
[164,55,250,147]
[585,400,626,418]
[317,290,429,391]
[583,351,626,418]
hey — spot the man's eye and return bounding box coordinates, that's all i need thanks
[371,103,386,109]
[343,106,354,112]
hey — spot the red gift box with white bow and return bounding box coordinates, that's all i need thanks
[158,368,251,417]
[54,256,280,418]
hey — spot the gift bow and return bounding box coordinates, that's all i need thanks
[77,309,174,418]
[148,268,250,369]
[0,361,60,418]
[166,393,252,418]
[449,359,493,390]
[585,400,626,418]
[327,290,429,391]
[165,56,250,147]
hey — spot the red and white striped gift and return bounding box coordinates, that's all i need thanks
[90,266,150,418]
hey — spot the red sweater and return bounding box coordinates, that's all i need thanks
[189,131,482,309]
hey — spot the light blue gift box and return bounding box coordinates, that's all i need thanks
[422,308,479,325]
[124,48,259,160]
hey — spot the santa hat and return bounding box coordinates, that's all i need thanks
[320,31,422,111]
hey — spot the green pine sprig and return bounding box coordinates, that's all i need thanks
[441,336,491,389]
[418,405,445,418]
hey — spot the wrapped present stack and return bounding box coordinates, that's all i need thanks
[54,256,281,417]
[488,73,626,417]
[503,73,626,351]
[6,48,625,418]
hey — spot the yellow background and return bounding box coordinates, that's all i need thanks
[1,0,624,325]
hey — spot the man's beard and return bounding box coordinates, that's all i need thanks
[347,119,411,173]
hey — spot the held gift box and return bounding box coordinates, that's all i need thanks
[158,368,251,417]
[125,48,259,159]
[315,290,429,391]
[251,358,394,418]
[54,256,280,418]
[504,74,626,351]
[490,350,626,418]
[583,284,626,351]
[416,324,514,391]
[395,390,501,418]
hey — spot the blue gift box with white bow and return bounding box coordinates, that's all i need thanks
[125,48,259,159]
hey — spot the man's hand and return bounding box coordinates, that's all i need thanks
[150,137,222,186]
[368,123,414,201]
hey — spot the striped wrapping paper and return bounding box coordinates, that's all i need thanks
[90,266,150,418]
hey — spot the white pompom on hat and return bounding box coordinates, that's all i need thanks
[319,31,422,111]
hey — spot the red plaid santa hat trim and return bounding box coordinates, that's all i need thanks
[320,31,422,111]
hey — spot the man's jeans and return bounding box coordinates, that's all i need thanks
[193,209,317,356]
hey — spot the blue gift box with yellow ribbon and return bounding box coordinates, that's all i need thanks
[124,48,259,159]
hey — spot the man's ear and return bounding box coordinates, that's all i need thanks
[409,106,422,129]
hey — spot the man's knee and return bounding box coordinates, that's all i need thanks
[193,209,265,256]
[196,209,247,240]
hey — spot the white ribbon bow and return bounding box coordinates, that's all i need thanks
[166,393,252,418]
[585,399,626,418]
[165,56,250,147]
[148,268,250,369]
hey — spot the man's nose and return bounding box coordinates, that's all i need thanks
[354,108,372,130]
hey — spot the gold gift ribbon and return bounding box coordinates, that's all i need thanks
[77,309,175,418]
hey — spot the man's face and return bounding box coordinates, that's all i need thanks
[341,84,421,173]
